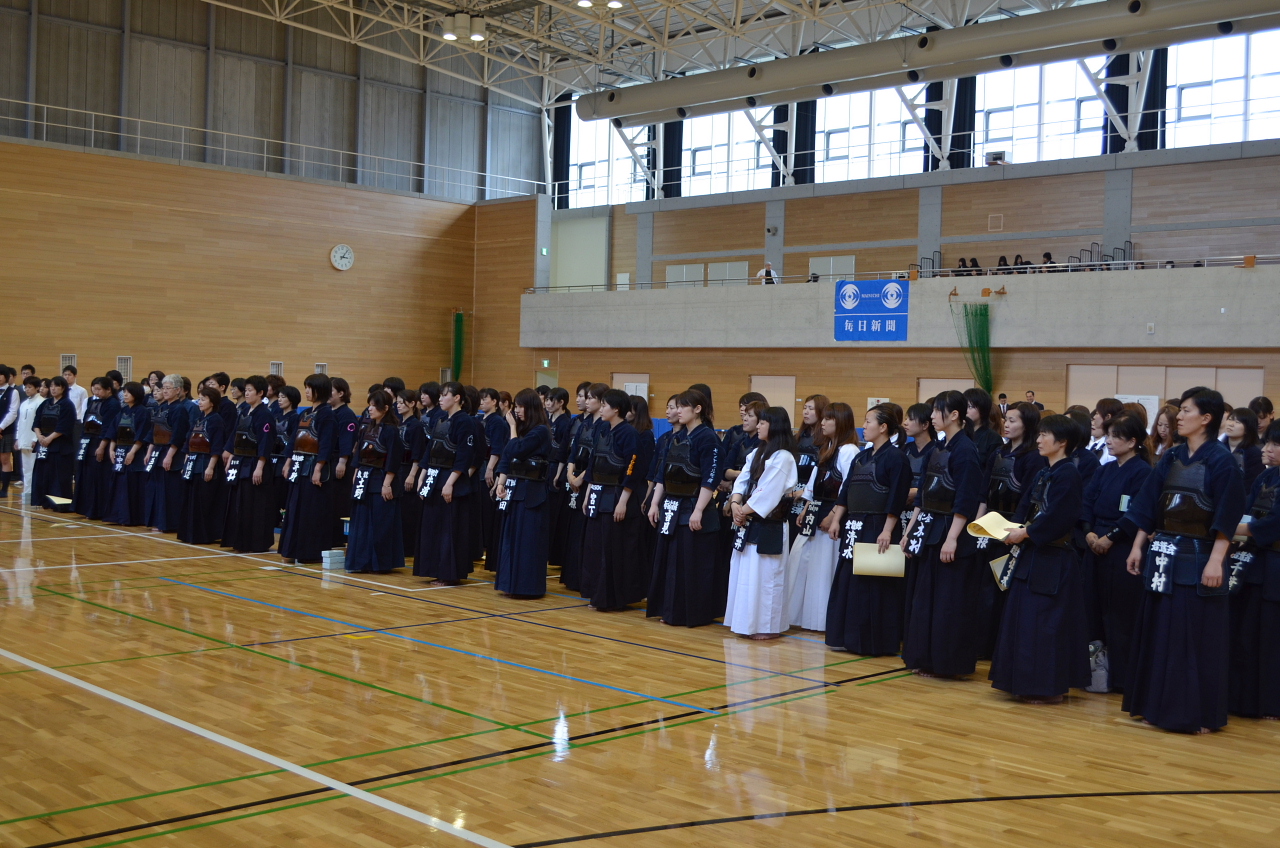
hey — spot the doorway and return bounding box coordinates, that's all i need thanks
[750,375,797,423]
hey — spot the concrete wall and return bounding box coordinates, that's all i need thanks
[521,266,1279,350]
[550,214,609,290]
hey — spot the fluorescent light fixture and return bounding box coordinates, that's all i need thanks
[470,16,487,40]
[442,15,457,40]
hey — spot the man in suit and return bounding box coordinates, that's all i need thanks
[1025,390,1044,410]
[997,393,1009,416]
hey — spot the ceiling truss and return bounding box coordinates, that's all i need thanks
[201,0,1091,109]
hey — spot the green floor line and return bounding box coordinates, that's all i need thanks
[856,672,915,686]
[80,684,850,847]
[35,586,544,739]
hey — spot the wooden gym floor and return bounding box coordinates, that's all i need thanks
[1,499,1278,848]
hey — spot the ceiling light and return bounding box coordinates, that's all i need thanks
[607,0,623,7]
[455,12,470,38]
[442,15,457,40]
[470,16,487,41]
[577,0,593,7]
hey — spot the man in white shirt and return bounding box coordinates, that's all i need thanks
[1088,402,1120,466]
[997,393,1009,416]
[756,262,777,284]
[63,365,88,421]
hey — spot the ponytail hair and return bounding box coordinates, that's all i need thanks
[866,403,902,446]
[932,391,967,432]
[906,403,937,441]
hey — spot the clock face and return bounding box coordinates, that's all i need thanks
[330,244,355,271]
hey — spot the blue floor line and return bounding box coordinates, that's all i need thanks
[158,577,720,716]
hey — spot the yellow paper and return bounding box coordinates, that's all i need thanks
[967,511,1023,541]
[46,496,73,506]
[851,542,906,577]
[989,555,1010,590]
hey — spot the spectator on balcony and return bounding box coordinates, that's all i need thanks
[756,262,777,284]
[969,258,984,276]
[996,256,1011,274]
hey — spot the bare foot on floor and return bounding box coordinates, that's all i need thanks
[748,633,781,641]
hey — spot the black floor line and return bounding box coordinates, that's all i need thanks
[510,788,1280,847]
[16,667,904,848]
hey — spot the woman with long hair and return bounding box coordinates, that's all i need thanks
[544,386,573,570]
[973,402,1047,659]
[73,376,120,520]
[901,390,985,677]
[494,388,553,598]
[1123,388,1246,733]
[785,402,860,631]
[719,399,765,611]
[726,406,799,639]
[964,388,1003,470]
[561,382,607,590]
[794,394,830,498]
[627,394,657,576]
[825,404,912,654]
[1150,404,1178,458]
[647,390,724,627]
[345,389,403,574]
[222,375,278,554]
[278,374,337,564]
[580,389,650,611]
[328,377,359,544]
[991,414,1091,704]
[479,387,510,565]
[396,389,425,556]
[103,382,151,525]
[1081,413,1153,694]
[177,387,226,545]
[414,381,476,585]
[32,376,77,512]
[1224,406,1264,491]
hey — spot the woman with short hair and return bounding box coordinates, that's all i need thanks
[279,374,337,563]
[414,381,476,585]
[73,376,120,520]
[345,389,404,574]
[32,376,77,512]
[178,387,226,545]
[222,375,278,554]
[103,383,151,525]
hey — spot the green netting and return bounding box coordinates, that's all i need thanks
[950,302,994,394]
[451,311,465,381]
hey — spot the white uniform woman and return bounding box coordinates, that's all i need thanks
[16,377,42,504]
[725,406,799,639]
[785,402,860,630]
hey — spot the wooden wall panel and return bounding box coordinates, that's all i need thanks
[472,199,541,390]
[784,190,918,246]
[1134,225,1280,261]
[0,140,474,393]
[941,235,1101,270]
[786,245,919,277]
[609,205,636,286]
[942,173,1105,237]
[1132,157,1280,226]
[653,203,764,255]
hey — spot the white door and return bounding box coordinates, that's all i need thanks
[917,378,974,403]
[750,375,798,424]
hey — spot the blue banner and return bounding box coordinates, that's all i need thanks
[834,278,909,342]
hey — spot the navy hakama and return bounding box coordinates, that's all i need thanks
[278,405,339,563]
[1228,466,1280,718]
[344,423,404,574]
[413,409,476,582]
[494,424,553,597]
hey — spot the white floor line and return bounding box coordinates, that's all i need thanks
[0,533,125,544]
[290,567,490,592]
[0,646,514,848]
[8,553,231,573]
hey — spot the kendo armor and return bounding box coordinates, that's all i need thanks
[83,400,104,437]
[427,417,459,469]
[508,456,550,481]
[843,456,890,515]
[986,452,1023,517]
[1155,458,1216,540]
[920,444,957,514]
[662,440,702,498]
[115,410,138,447]
[812,456,843,503]
[232,410,259,457]
[1027,471,1072,548]
[188,419,212,454]
[151,405,173,447]
[590,428,628,486]
[293,412,320,455]
[795,435,819,485]
[1251,477,1279,551]
[571,419,598,469]
[358,426,389,469]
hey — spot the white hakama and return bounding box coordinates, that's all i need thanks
[724,448,798,636]
[785,443,859,631]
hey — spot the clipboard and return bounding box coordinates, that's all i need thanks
[47,496,74,506]
[967,511,1024,541]
[989,555,1010,590]
[851,542,906,577]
